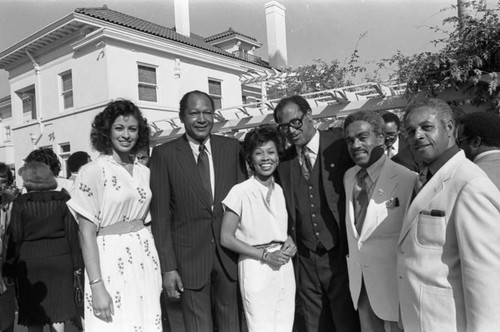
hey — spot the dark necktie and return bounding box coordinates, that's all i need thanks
[300,147,313,180]
[198,144,213,205]
[412,167,429,200]
[354,168,369,234]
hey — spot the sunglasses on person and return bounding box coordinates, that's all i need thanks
[277,112,307,133]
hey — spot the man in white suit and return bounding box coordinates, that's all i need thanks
[398,98,500,332]
[343,111,415,332]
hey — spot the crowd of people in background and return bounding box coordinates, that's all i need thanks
[0,90,500,332]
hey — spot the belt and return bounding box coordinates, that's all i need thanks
[253,241,284,250]
[97,219,145,236]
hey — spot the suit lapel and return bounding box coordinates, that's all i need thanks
[345,166,359,240]
[360,158,398,241]
[278,153,298,223]
[320,133,341,227]
[398,156,458,244]
[211,135,225,205]
[176,135,212,208]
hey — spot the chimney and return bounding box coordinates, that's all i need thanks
[174,0,190,37]
[265,1,288,69]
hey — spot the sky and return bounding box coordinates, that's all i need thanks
[0,0,492,98]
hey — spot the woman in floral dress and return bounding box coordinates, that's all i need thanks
[67,100,162,331]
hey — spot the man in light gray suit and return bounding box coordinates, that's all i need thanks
[457,111,500,190]
[343,111,415,332]
[398,98,500,332]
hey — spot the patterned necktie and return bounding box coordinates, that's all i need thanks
[198,144,213,205]
[300,147,313,180]
[354,168,369,234]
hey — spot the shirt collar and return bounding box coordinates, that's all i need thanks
[365,153,386,184]
[100,154,139,166]
[426,145,460,178]
[298,129,319,156]
[473,149,500,163]
[186,134,212,156]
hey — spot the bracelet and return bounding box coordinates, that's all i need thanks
[261,248,269,262]
[89,278,103,286]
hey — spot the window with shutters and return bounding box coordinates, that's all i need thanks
[138,64,158,102]
[208,79,222,110]
[60,71,73,109]
[4,126,11,142]
[16,85,36,122]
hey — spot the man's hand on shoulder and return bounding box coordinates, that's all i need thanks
[163,270,184,301]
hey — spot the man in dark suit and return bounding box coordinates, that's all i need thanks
[382,112,420,172]
[458,111,500,190]
[274,95,360,332]
[150,90,245,332]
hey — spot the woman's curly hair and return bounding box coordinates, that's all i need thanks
[242,124,285,171]
[91,99,150,155]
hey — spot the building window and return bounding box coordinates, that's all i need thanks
[138,64,157,102]
[0,104,12,120]
[18,86,37,121]
[60,71,73,109]
[4,126,11,142]
[208,79,222,110]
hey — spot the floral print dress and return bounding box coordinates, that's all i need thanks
[67,155,162,332]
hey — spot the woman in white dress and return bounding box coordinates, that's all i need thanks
[67,100,162,331]
[221,125,297,332]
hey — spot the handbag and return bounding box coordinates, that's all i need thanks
[73,269,84,307]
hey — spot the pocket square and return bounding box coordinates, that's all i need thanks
[386,197,400,208]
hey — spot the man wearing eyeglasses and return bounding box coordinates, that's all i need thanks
[381,112,419,172]
[274,95,360,332]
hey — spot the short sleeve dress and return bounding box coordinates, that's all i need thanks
[222,176,295,332]
[67,155,162,332]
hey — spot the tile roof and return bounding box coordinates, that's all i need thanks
[205,27,258,43]
[75,6,270,68]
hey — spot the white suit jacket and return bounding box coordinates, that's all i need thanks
[344,157,416,321]
[397,151,500,332]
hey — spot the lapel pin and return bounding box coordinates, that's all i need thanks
[330,163,335,168]
[378,189,384,195]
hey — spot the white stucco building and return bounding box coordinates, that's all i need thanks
[0,3,286,176]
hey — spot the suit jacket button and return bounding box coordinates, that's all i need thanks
[210,238,215,243]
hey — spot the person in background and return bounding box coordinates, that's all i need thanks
[24,148,73,192]
[273,95,359,332]
[150,90,245,332]
[66,151,91,182]
[135,148,150,167]
[0,163,18,332]
[67,99,162,331]
[343,111,415,332]
[397,98,500,331]
[457,111,500,190]
[7,162,82,332]
[381,112,419,172]
[221,125,297,332]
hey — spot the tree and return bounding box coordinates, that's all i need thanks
[379,1,500,111]
[267,34,367,100]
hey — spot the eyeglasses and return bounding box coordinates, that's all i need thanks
[277,112,307,133]
[457,136,469,147]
